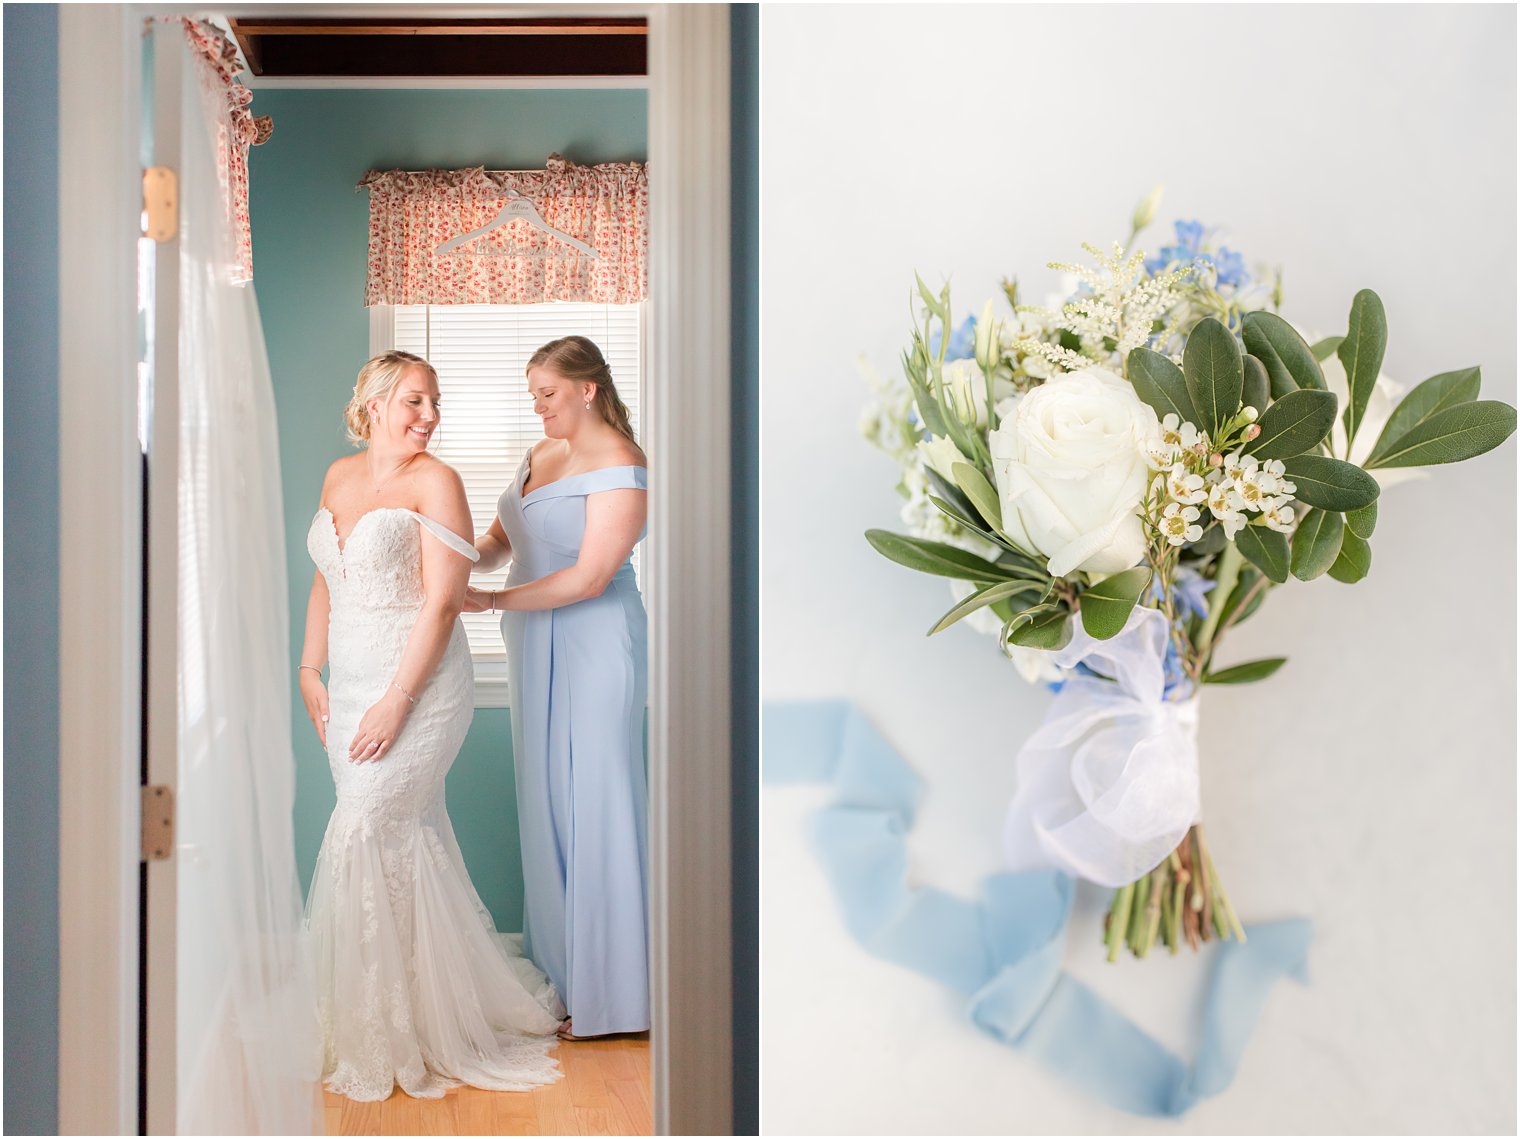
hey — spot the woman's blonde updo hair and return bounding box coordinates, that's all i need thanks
[344,350,438,447]
[527,336,642,451]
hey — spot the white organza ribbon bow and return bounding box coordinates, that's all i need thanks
[1003,606,1200,888]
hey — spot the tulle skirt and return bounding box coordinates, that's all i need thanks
[306,800,565,1101]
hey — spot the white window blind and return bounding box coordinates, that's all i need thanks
[391,302,644,681]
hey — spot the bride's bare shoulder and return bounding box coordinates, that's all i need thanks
[408,452,464,488]
[410,454,468,505]
[409,456,472,537]
[319,453,364,503]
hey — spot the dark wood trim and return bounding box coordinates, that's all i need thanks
[225,16,648,77]
[231,23,648,36]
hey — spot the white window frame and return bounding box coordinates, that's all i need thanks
[369,299,647,708]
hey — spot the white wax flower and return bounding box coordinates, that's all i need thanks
[1206,480,1248,539]
[1159,502,1203,546]
[1261,497,1296,533]
[989,366,1161,577]
[1146,413,1206,470]
[1165,463,1207,505]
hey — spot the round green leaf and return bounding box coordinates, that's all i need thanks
[1290,509,1344,581]
[1234,524,1289,584]
[1328,529,1372,583]
[1078,567,1153,641]
[1182,317,1244,438]
[1364,400,1517,469]
[1242,355,1271,417]
[1247,389,1338,459]
[1346,501,1378,540]
[1127,347,1200,429]
[1365,368,1482,466]
[1242,311,1326,396]
[1005,607,1072,650]
[1338,289,1388,447]
[1282,455,1380,511]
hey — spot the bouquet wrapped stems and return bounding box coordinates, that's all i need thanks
[1104,825,1247,961]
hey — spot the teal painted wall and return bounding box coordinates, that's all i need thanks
[4,6,60,1133]
[249,89,647,930]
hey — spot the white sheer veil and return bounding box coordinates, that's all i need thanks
[173,21,322,1134]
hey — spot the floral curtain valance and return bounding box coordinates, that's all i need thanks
[357,157,649,307]
[181,19,272,283]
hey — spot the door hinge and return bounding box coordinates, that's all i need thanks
[142,166,177,242]
[141,784,175,861]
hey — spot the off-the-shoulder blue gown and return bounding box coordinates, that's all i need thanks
[498,456,650,1037]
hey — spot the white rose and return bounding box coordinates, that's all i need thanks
[989,366,1160,578]
[1319,354,1425,491]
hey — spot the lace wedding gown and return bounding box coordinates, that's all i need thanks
[305,506,564,1102]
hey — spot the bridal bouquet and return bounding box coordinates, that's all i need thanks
[861,191,1517,960]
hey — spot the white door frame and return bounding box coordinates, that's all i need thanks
[57,7,146,1134]
[56,4,736,1134]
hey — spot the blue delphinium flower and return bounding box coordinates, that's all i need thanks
[1144,219,1206,275]
[1172,568,1215,622]
[1212,246,1249,290]
[1162,635,1191,697]
[1145,570,1214,623]
[1172,219,1205,251]
[930,314,978,362]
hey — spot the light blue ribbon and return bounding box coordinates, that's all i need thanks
[764,700,1313,1118]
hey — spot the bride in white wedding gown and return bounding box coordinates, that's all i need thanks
[298,351,564,1102]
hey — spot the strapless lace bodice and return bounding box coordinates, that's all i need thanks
[308,506,456,611]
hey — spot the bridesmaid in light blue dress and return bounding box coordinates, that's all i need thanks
[465,336,649,1039]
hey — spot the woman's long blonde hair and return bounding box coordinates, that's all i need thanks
[527,336,642,453]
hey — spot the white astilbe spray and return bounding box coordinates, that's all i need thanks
[1014,241,1192,372]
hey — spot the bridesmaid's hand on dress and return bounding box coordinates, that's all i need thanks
[461,586,494,614]
[299,671,329,747]
[349,687,412,763]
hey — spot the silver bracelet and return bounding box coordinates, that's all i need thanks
[391,681,417,705]
[490,591,499,614]
[298,664,322,675]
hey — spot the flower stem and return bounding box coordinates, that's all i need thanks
[1107,883,1134,963]
[1194,541,1243,669]
[1168,850,1186,955]
[1139,864,1167,958]
[1103,826,1244,960]
[1198,829,1247,943]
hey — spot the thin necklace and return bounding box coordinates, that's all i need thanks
[367,450,412,495]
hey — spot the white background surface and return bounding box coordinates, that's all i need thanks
[759,5,1516,1134]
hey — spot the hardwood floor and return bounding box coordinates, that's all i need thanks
[324,1034,651,1136]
